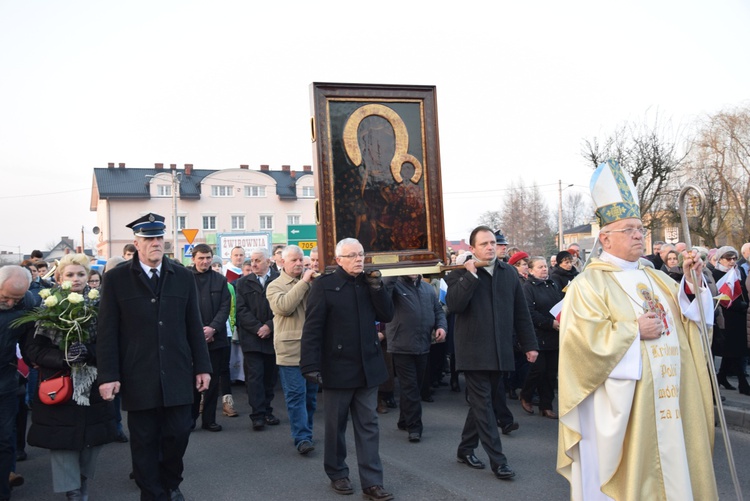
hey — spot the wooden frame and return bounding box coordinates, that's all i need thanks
[309,82,446,274]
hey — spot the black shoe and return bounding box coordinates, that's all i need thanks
[501,422,519,435]
[265,414,280,425]
[16,450,27,461]
[718,374,736,390]
[408,432,421,442]
[494,464,516,480]
[202,423,222,432]
[331,477,354,495]
[168,488,185,501]
[362,485,394,501]
[456,453,485,469]
[297,440,315,455]
[385,396,397,408]
[422,395,434,403]
[252,418,265,430]
[115,431,129,443]
[397,422,407,431]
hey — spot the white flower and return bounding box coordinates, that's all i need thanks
[87,289,99,300]
[38,289,52,299]
[61,281,72,290]
[67,292,84,304]
[44,295,59,307]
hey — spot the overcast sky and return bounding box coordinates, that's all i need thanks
[1,0,748,255]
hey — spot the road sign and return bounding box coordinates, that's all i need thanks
[183,244,194,258]
[287,224,317,241]
[297,241,316,251]
[181,228,199,244]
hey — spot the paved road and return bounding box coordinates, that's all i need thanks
[11,377,750,500]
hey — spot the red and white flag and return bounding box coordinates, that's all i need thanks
[716,266,742,308]
[550,299,564,322]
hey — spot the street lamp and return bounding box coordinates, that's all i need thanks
[146,170,182,259]
[558,180,573,251]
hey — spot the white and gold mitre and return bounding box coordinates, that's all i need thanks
[590,159,641,226]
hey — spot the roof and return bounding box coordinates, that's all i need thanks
[92,167,313,202]
[564,223,592,235]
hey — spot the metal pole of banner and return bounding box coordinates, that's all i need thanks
[678,183,742,501]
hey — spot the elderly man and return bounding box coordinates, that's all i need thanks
[557,160,718,500]
[309,247,320,273]
[266,245,317,454]
[301,238,394,501]
[445,226,538,481]
[738,242,750,275]
[0,266,34,501]
[235,247,279,430]
[98,213,212,501]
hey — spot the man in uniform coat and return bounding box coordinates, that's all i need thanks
[445,225,538,481]
[97,213,211,501]
[300,238,395,501]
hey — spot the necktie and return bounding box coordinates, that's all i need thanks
[150,268,159,292]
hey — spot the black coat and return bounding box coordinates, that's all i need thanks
[522,277,563,351]
[712,266,749,357]
[445,262,538,372]
[300,266,394,389]
[549,266,578,295]
[235,271,278,354]
[383,276,447,355]
[0,291,34,396]
[192,268,231,351]
[97,255,212,412]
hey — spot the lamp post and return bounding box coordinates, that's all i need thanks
[558,180,573,250]
[146,170,182,259]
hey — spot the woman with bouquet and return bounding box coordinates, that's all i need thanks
[22,253,116,500]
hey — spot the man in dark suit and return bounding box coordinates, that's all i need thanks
[190,243,231,432]
[235,247,280,430]
[97,213,212,501]
[445,225,538,481]
[300,238,395,501]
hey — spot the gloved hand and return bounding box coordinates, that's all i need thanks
[365,270,383,290]
[303,371,323,386]
[66,342,88,363]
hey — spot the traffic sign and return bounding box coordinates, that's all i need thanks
[287,224,317,241]
[183,244,194,258]
[297,241,316,251]
[181,228,199,244]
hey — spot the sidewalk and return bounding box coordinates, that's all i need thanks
[718,376,750,431]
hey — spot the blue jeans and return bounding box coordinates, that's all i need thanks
[278,366,317,446]
[0,391,18,500]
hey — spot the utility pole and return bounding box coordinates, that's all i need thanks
[558,180,573,250]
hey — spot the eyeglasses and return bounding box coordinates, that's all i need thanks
[338,252,365,259]
[721,256,738,262]
[88,279,101,284]
[603,227,648,238]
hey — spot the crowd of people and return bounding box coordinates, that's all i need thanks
[2,165,750,499]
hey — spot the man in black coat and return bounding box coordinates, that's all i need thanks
[97,213,212,501]
[445,226,538,481]
[190,244,231,432]
[235,247,280,430]
[300,238,395,501]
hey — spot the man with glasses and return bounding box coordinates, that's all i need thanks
[557,160,718,499]
[300,238,395,501]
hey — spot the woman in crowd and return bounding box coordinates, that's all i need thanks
[549,250,578,295]
[711,246,749,395]
[519,256,563,418]
[25,253,116,500]
[87,270,102,290]
[508,251,529,282]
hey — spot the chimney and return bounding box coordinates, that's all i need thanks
[240,164,249,169]
[155,163,163,170]
[107,162,115,169]
[118,163,125,169]
[282,165,291,172]
[185,163,193,176]
[260,165,269,172]
[290,170,296,179]
[170,164,177,170]
[303,165,311,172]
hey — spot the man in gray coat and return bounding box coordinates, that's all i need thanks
[445,226,538,481]
[384,275,446,443]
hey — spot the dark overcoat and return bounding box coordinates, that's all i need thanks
[712,266,749,356]
[300,266,394,389]
[97,254,212,411]
[445,262,537,372]
[522,277,563,351]
[383,276,447,355]
[192,268,231,351]
[235,270,278,354]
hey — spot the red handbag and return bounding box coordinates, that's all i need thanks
[38,371,73,405]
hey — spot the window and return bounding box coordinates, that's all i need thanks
[245,185,266,197]
[157,185,172,197]
[177,216,187,230]
[211,185,234,197]
[301,186,315,198]
[231,215,245,230]
[287,215,300,225]
[260,215,273,230]
[202,216,216,230]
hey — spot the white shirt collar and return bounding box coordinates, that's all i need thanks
[599,251,639,270]
[139,260,162,276]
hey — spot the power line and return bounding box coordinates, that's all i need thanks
[0,188,89,200]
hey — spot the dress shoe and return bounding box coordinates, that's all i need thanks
[9,472,24,487]
[520,398,534,415]
[456,453,485,469]
[501,422,519,435]
[222,394,239,417]
[376,399,389,414]
[397,422,407,431]
[331,477,354,495]
[16,449,27,461]
[408,432,421,442]
[385,396,397,408]
[115,431,129,443]
[264,414,280,425]
[362,485,394,501]
[421,395,434,403]
[168,488,185,501]
[718,374,736,390]
[297,440,315,455]
[66,488,83,500]
[540,409,558,419]
[202,423,222,432]
[252,418,265,430]
[494,464,516,480]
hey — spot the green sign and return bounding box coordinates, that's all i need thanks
[288,225,317,256]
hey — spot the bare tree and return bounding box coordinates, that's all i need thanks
[477,210,502,231]
[562,191,592,229]
[489,180,553,256]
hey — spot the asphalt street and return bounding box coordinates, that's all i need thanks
[11,376,750,500]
